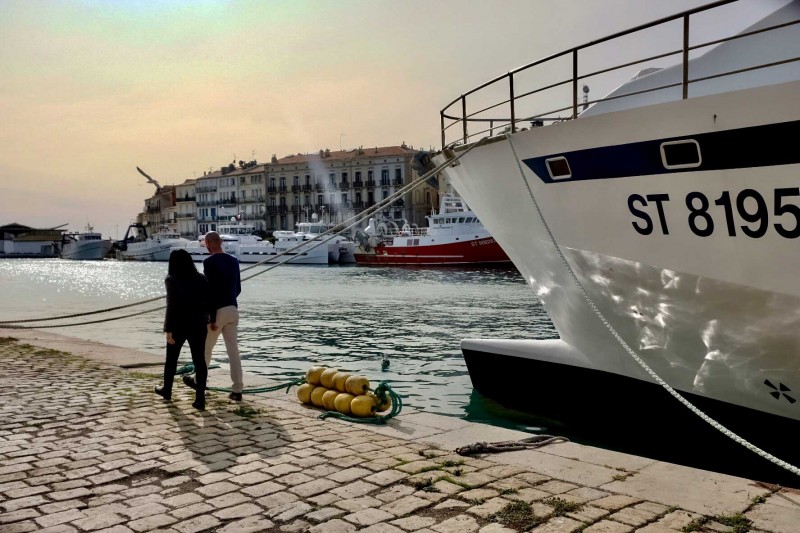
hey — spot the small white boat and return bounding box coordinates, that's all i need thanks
[60,224,112,260]
[117,225,190,261]
[177,220,263,261]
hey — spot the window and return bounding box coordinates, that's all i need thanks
[280,176,286,186]
[381,169,389,185]
[341,172,348,182]
[318,195,324,205]
[661,139,701,169]
[342,193,348,205]
[293,176,299,186]
[355,171,362,181]
[368,170,373,181]
[545,157,572,180]
[395,168,401,180]
[329,173,336,185]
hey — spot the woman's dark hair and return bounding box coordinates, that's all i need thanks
[168,249,198,278]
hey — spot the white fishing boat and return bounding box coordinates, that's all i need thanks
[433,0,800,479]
[60,224,112,260]
[176,220,263,261]
[296,218,356,264]
[117,224,190,261]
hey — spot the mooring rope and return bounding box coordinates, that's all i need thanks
[455,435,569,456]
[319,381,403,424]
[0,139,487,329]
[504,133,800,477]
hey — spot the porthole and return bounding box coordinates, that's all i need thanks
[661,139,701,169]
[545,157,571,180]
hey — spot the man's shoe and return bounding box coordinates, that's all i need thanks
[154,385,171,400]
[182,375,197,390]
[229,392,243,402]
[192,399,205,411]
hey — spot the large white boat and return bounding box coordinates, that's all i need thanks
[177,220,264,261]
[116,224,190,261]
[354,193,510,266]
[296,218,356,264]
[434,0,800,480]
[60,224,112,260]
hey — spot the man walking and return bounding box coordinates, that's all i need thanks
[184,231,244,401]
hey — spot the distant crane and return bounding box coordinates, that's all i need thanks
[136,166,162,192]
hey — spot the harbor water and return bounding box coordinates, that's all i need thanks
[0,259,557,428]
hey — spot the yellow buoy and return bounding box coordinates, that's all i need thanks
[320,368,339,389]
[367,391,391,413]
[345,375,370,396]
[322,389,339,411]
[296,383,315,404]
[334,393,355,415]
[306,366,326,386]
[350,394,378,417]
[332,372,352,393]
[310,386,328,407]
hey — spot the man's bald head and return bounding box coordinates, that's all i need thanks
[205,231,223,253]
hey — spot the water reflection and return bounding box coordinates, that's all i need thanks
[0,259,555,418]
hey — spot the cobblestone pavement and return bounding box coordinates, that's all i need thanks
[0,336,795,532]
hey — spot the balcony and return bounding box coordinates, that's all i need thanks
[339,181,350,189]
[302,184,313,191]
[366,180,376,188]
[393,179,403,186]
[176,196,196,203]
[196,186,217,193]
[352,201,365,210]
[315,183,325,191]
[290,185,300,193]
[241,196,265,204]
[291,205,303,216]
[353,180,364,188]
[278,185,287,193]
[219,198,238,207]
[266,206,279,215]
[267,186,277,194]
[177,213,195,219]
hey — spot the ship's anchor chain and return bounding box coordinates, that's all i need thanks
[504,132,800,478]
[455,435,569,456]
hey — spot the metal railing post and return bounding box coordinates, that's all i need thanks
[682,14,690,99]
[440,112,445,149]
[572,49,578,119]
[461,96,468,145]
[509,73,516,133]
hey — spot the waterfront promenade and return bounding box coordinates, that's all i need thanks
[1,330,798,533]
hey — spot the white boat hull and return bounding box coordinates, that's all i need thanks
[60,240,112,260]
[436,82,800,424]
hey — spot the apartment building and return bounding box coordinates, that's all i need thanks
[139,144,433,238]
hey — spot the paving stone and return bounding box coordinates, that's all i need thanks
[271,501,313,522]
[381,495,433,516]
[608,506,657,526]
[0,521,39,533]
[591,495,642,511]
[583,520,636,532]
[216,515,276,532]
[121,502,171,520]
[466,497,510,518]
[195,481,238,497]
[70,512,126,531]
[172,514,221,533]
[308,518,357,532]
[533,516,586,532]
[1,494,50,512]
[162,493,203,508]
[34,508,87,528]
[374,484,416,503]
[345,507,396,526]
[212,502,262,519]
[127,513,179,532]
[478,524,517,533]
[431,514,480,533]
[391,515,438,530]
[331,479,379,499]
[289,477,338,497]
[170,503,215,520]
[360,523,406,533]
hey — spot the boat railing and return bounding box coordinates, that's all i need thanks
[440,0,800,148]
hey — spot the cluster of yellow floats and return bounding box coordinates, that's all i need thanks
[296,366,391,417]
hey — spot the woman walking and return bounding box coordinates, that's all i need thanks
[156,248,209,411]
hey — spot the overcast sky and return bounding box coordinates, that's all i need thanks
[0,0,786,239]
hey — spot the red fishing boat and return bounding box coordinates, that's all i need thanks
[354,194,511,266]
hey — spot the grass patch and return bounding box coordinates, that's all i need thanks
[489,501,545,530]
[751,494,767,504]
[0,337,19,345]
[436,475,471,489]
[612,473,629,482]
[715,513,752,533]
[231,405,262,417]
[543,496,584,516]
[409,477,440,492]
[498,487,518,495]
[681,517,709,532]
[440,459,464,468]
[127,372,158,380]
[452,467,463,477]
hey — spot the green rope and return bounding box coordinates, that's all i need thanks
[319,381,403,424]
[208,376,305,395]
[175,363,221,375]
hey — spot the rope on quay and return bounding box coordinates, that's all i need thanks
[455,435,569,456]
[318,381,403,425]
[0,137,488,329]
[505,132,800,478]
[174,362,304,393]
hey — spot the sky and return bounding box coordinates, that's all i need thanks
[0,0,786,240]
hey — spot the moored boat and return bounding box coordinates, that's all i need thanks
[116,224,190,261]
[434,0,800,481]
[354,193,510,266]
[60,224,112,260]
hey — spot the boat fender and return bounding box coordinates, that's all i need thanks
[332,372,352,393]
[351,394,378,417]
[296,383,315,404]
[310,386,328,407]
[345,375,370,395]
[322,389,339,411]
[305,366,326,386]
[333,393,355,415]
[320,368,339,389]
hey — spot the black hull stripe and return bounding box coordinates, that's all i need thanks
[524,120,800,183]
